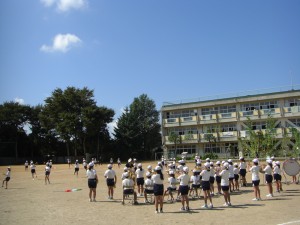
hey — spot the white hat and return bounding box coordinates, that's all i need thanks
[266,159,272,164]
[234,163,238,166]
[239,157,244,160]
[108,164,112,169]
[123,167,128,171]
[169,170,174,175]
[138,163,142,168]
[124,172,129,178]
[223,162,229,168]
[271,156,275,160]
[128,158,132,162]
[183,166,189,173]
[252,158,259,163]
[228,159,232,163]
[222,160,226,164]
[206,158,210,161]
[210,162,214,165]
[88,162,94,167]
[204,162,210,168]
[155,166,161,171]
[133,158,137,161]
[275,161,280,165]
[146,172,151,177]
[216,161,221,165]
[147,165,152,170]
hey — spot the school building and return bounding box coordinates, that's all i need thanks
[160,85,300,159]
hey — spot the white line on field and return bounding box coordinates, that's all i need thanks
[277,220,300,225]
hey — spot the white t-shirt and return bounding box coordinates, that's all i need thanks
[87,169,97,179]
[239,162,246,169]
[145,178,154,190]
[6,170,11,178]
[190,175,200,185]
[233,167,239,175]
[264,165,272,175]
[135,168,144,178]
[83,162,87,167]
[25,162,28,166]
[228,164,234,178]
[30,165,36,169]
[273,166,281,175]
[178,174,190,186]
[151,174,163,185]
[104,169,116,179]
[75,163,79,168]
[45,166,51,172]
[220,169,229,186]
[250,165,260,181]
[121,172,128,180]
[122,178,134,189]
[168,177,177,188]
[210,167,215,177]
[200,170,211,181]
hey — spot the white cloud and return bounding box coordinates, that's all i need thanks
[40,33,82,53]
[41,0,88,12]
[108,120,118,138]
[14,97,25,105]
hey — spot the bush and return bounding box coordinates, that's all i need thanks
[202,153,218,160]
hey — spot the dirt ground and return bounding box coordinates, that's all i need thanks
[0,161,300,225]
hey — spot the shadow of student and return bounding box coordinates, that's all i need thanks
[162,210,199,214]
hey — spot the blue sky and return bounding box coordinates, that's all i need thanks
[1,0,300,130]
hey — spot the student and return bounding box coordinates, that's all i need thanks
[67,158,71,168]
[164,170,177,202]
[104,164,117,199]
[110,158,114,165]
[49,160,53,169]
[178,167,190,211]
[135,163,145,196]
[220,163,231,206]
[25,161,29,171]
[209,162,215,196]
[30,163,37,180]
[152,166,164,213]
[228,159,235,192]
[122,172,138,205]
[200,162,213,209]
[121,167,129,180]
[74,160,80,177]
[248,158,261,201]
[87,162,98,202]
[2,167,11,189]
[263,159,273,197]
[215,161,222,195]
[273,161,283,192]
[117,158,121,168]
[189,169,201,198]
[233,163,240,191]
[45,163,51,185]
[144,172,154,203]
[83,160,87,171]
[239,157,247,187]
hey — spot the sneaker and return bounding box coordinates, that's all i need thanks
[252,198,258,201]
[266,194,273,197]
[159,208,163,213]
[155,210,159,214]
[209,204,213,209]
[180,207,185,211]
[223,203,229,207]
[186,206,190,211]
[257,198,262,201]
[201,204,208,209]
[228,202,232,206]
[89,199,92,202]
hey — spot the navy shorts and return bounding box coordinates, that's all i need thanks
[234,174,239,181]
[75,168,79,172]
[145,189,154,194]
[167,187,176,192]
[239,169,246,177]
[179,185,189,195]
[202,181,210,191]
[265,174,273,184]
[45,171,50,176]
[221,185,229,191]
[252,180,260,187]
[5,177,10,181]
[274,174,281,181]
[229,177,234,181]
[192,184,201,189]
[123,189,134,195]
[106,178,115,187]
[153,184,164,196]
[216,176,221,184]
[88,179,97,188]
[31,169,35,174]
[137,178,144,186]
[209,176,215,184]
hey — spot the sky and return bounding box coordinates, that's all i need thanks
[1,0,300,133]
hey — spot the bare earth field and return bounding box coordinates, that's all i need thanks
[0,162,300,225]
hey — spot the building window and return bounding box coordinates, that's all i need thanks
[170,145,196,154]
[221,124,237,132]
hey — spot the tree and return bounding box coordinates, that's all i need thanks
[40,87,114,157]
[114,94,161,159]
[168,131,181,156]
[291,128,300,157]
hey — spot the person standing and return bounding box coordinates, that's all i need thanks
[67,158,71,168]
[25,161,29,171]
[117,158,121,168]
[74,160,80,177]
[273,161,283,192]
[30,163,37,180]
[2,167,11,189]
[248,158,261,201]
[104,164,117,199]
[135,163,145,196]
[200,162,213,209]
[220,163,231,206]
[152,166,164,213]
[45,163,51,185]
[177,166,190,211]
[87,162,98,202]
[239,157,247,187]
[263,159,273,197]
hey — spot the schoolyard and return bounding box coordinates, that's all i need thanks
[0,161,300,225]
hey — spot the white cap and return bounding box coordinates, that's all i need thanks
[266,159,272,164]
[183,166,189,172]
[146,172,151,177]
[206,158,210,161]
[234,163,238,166]
[271,156,275,160]
[204,162,210,168]
[239,157,244,160]
[138,163,142,168]
[128,158,132,162]
[222,160,226,164]
[210,162,214,165]
[216,161,221,165]
[88,162,94,167]
[275,161,280,165]
[133,158,137,161]
[124,172,129,178]
[108,164,112,169]
[155,166,161,171]
[223,162,229,168]
[147,165,152,170]
[169,170,174,175]
[123,167,128,171]
[252,158,259,163]
[228,159,232,163]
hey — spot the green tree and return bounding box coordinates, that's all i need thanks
[291,128,300,157]
[168,131,181,156]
